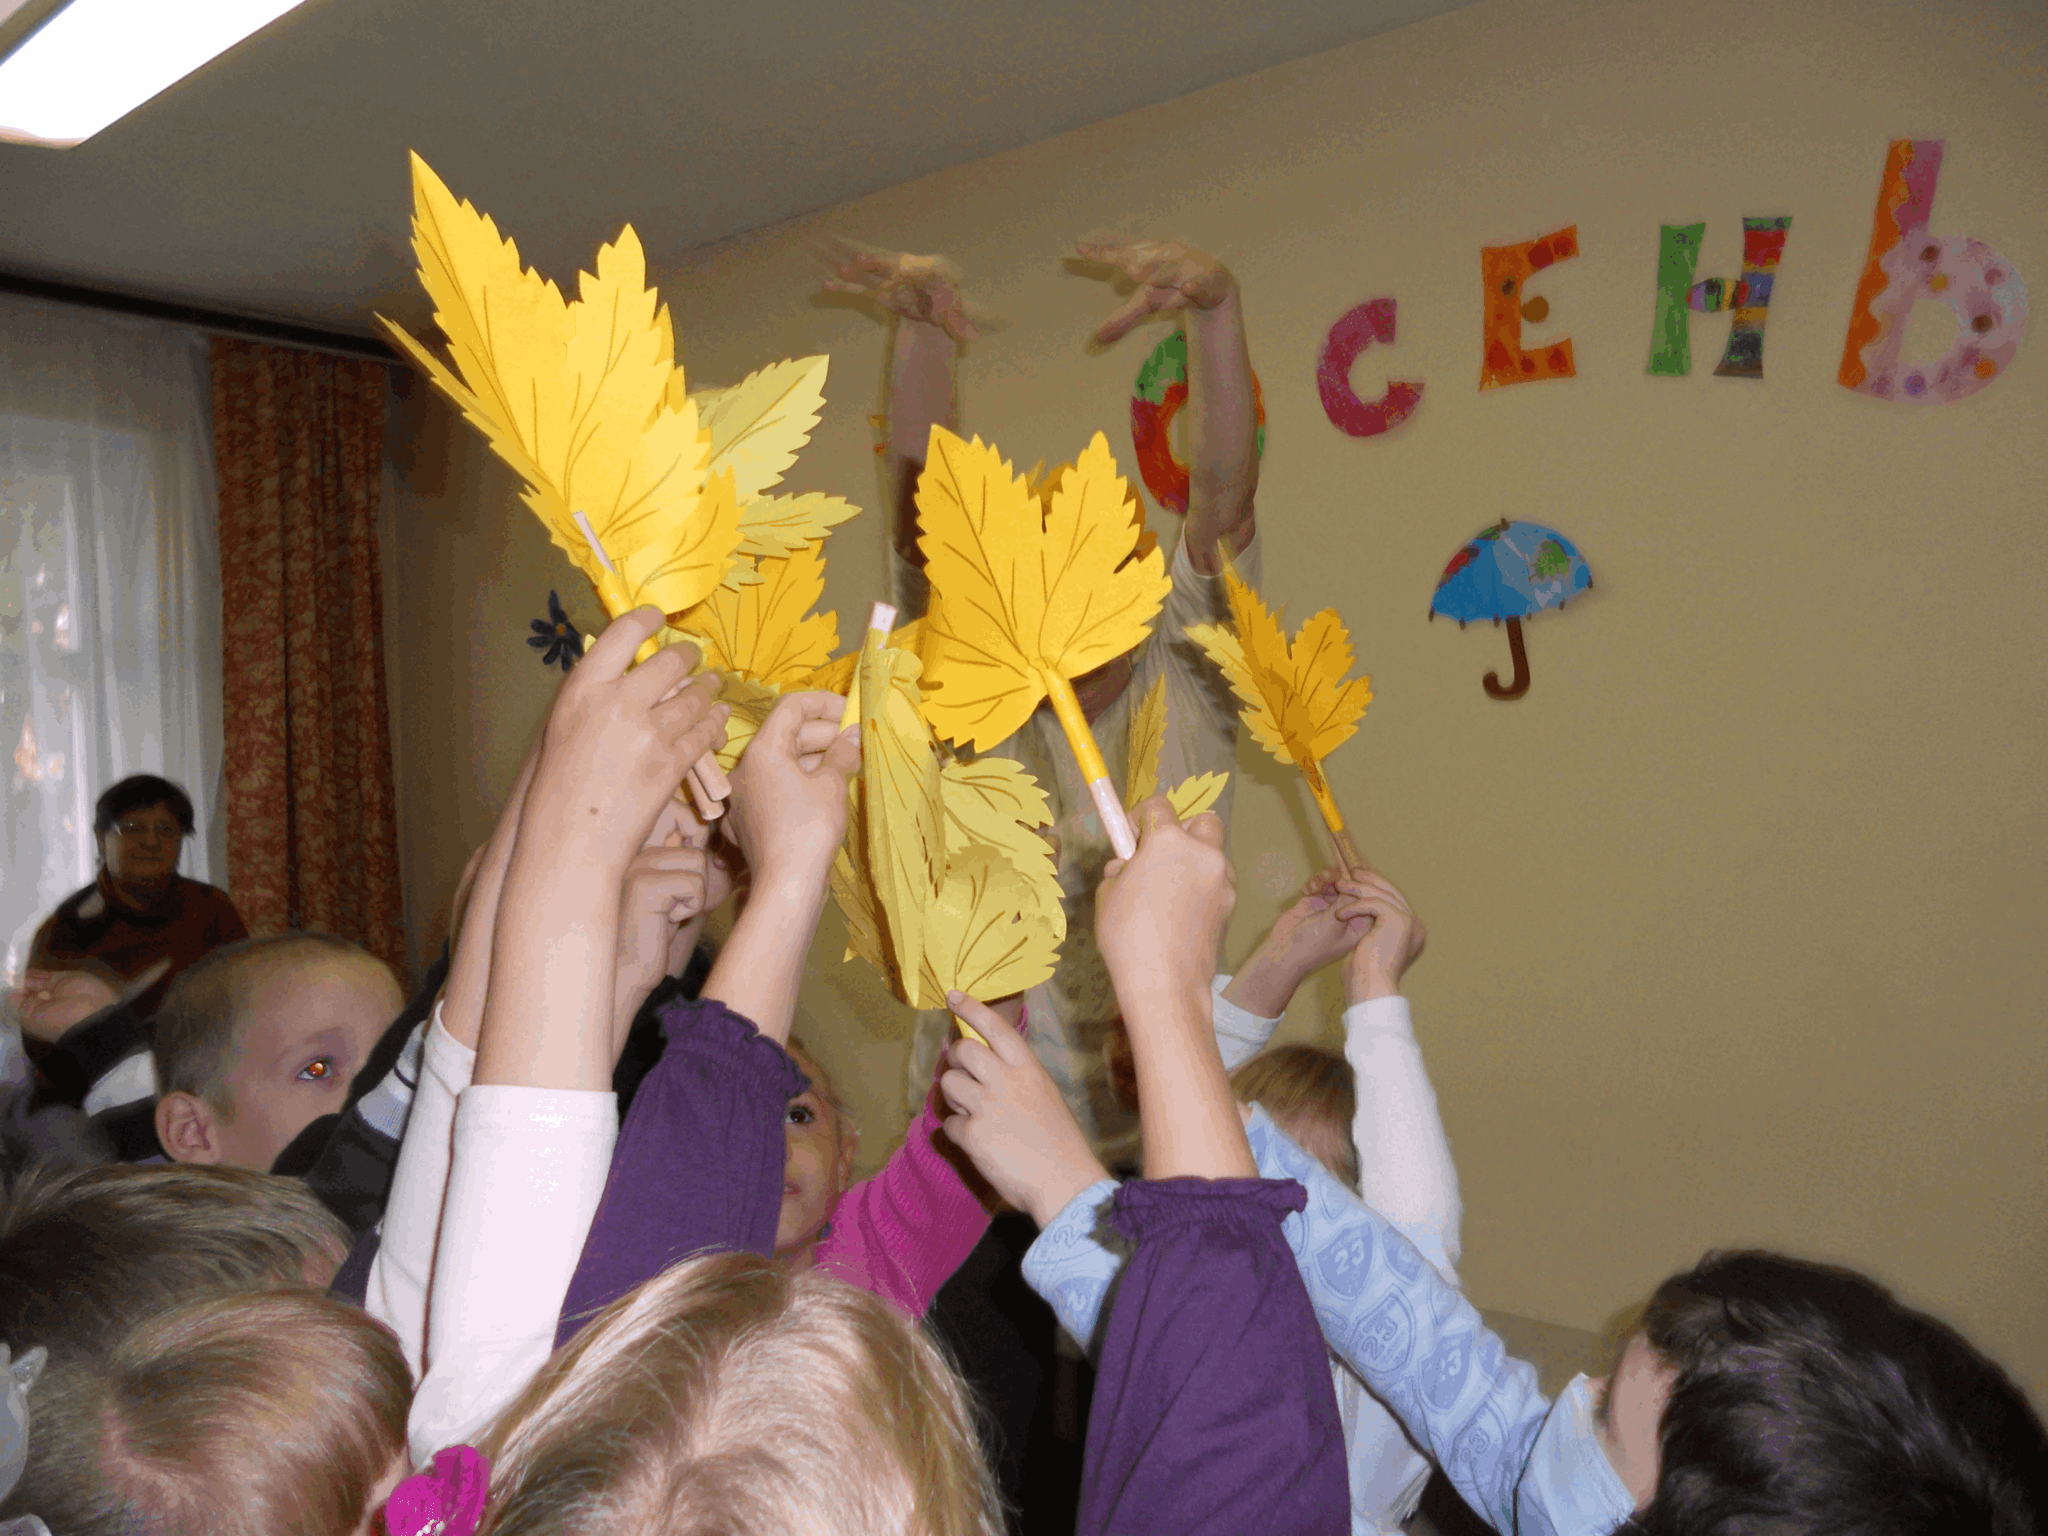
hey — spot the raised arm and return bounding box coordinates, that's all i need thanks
[1075,239,1257,573]
[1211,867,1368,1068]
[817,239,976,618]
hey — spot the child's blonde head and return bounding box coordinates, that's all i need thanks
[477,1250,1002,1536]
[1230,1044,1360,1189]
[4,1286,409,1535]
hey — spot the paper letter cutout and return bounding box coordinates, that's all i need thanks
[1480,226,1578,389]
[1130,331,1266,513]
[1317,300,1423,437]
[1839,140,2028,404]
[1648,218,1792,379]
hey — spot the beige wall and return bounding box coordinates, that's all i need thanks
[382,0,2048,1393]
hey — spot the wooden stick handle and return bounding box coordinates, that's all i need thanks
[1300,758,1366,873]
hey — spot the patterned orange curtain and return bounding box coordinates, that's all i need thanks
[210,338,405,976]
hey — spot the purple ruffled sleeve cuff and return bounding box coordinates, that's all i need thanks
[554,997,805,1348]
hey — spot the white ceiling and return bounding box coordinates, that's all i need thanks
[0,0,1478,339]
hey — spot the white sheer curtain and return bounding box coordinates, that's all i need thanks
[0,294,224,981]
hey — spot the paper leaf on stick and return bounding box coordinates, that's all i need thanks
[692,356,828,502]
[713,674,780,773]
[918,847,1063,1007]
[1186,554,1373,769]
[940,757,1056,880]
[856,639,944,999]
[736,491,862,560]
[1126,676,1167,805]
[377,154,741,621]
[806,618,925,698]
[1167,773,1228,820]
[677,539,839,689]
[917,428,1171,750]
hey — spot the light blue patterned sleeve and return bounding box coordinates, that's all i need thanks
[1245,1105,1551,1535]
[1020,1178,1128,1356]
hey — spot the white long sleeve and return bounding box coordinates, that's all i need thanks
[406,1085,616,1463]
[364,1007,473,1379]
[1208,973,1282,1071]
[1345,995,1461,1283]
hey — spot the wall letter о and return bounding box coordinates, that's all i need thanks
[1318,300,1423,437]
[1480,226,1578,390]
[1648,217,1791,379]
[1839,140,2027,404]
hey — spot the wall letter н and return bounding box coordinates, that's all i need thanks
[1648,218,1792,379]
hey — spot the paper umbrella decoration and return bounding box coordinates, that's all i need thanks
[1429,518,1591,699]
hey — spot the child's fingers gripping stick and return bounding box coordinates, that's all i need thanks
[725,691,860,886]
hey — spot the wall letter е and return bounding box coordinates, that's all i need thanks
[1318,300,1424,437]
[1480,226,1578,389]
[1839,140,2028,404]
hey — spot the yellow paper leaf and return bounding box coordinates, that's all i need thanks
[829,786,890,973]
[856,639,944,1000]
[804,619,926,697]
[712,673,780,772]
[736,491,863,560]
[676,539,838,689]
[1027,458,1158,567]
[380,155,740,619]
[1126,675,1167,805]
[1166,772,1229,820]
[918,429,1171,750]
[940,757,1056,880]
[916,846,1064,1009]
[695,356,829,502]
[1185,554,1373,769]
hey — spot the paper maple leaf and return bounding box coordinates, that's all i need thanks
[676,538,838,690]
[1166,772,1228,820]
[1126,675,1228,819]
[377,154,741,618]
[804,618,926,703]
[713,674,780,772]
[830,636,1064,1014]
[917,429,1171,750]
[1186,553,1373,770]
[686,357,863,562]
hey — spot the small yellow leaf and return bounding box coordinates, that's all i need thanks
[919,428,1170,750]
[676,538,838,689]
[736,491,862,560]
[1166,772,1229,820]
[1186,553,1372,769]
[916,846,1065,1010]
[696,356,829,502]
[1126,675,1168,805]
[940,757,1056,880]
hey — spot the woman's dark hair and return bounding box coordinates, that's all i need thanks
[93,776,195,839]
[1634,1250,2048,1536]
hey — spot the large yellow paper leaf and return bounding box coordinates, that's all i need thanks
[857,639,944,998]
[830,787,890,974]
[1126,675,1167,805]
[736,492,862,560]
[918,429,1170,750]
[696,356,828,502]
[916,846,1064,1009]
[379,155,740,619]
[1166,772,1229,820]
[677,539,838,689]
[940,758,1056,880]
[1027,458,1158,567]
[1185,555,1373,768]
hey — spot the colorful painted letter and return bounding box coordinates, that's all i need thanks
[1131,330,1266,513]
[1317,300,1423,437]
[1839,140,2028,404]
[1480,226,1578,389]
[1648,218,1791,378]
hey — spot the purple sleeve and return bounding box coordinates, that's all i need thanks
[554,997,807,1348]
[1078,1178,1349,1536]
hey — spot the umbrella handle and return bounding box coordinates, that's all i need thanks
[1484,616,1531,700]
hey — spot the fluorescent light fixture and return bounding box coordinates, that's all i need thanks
[0,0,309,147]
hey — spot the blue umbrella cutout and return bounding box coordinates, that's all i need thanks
[1429,518,1591,699]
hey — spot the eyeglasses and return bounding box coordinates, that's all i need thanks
[113,819,184,842]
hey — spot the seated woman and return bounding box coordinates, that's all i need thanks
[24,774,246,1023]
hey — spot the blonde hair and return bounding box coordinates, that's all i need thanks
[3,1286,410,1536]
[151,932,391,1111]
[1231,1044,1360,1189]
[477,1251,1003,1536]
[0,1161,349,1362]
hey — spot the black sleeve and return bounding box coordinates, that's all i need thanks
[40,1001,149,1107]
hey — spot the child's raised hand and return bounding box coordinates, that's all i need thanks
[940,992,1109,1227]
[11,967,121,1042]
[1332,872,1427,1004]
[1097,797,1237,1007]
[723,691,860,889]
[1071,238,1237,345]
[610,803,729,1053]
[814,236,982,343]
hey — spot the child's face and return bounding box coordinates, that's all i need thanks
[1592,1332,1676,1509]
[775,1046,859,1258]
[210,958,402,1171]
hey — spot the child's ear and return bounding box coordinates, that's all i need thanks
[837,1122,861,1184]
[155,1091,224,1165]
